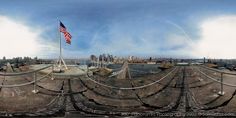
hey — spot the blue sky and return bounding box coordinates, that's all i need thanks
[0,0,236,59]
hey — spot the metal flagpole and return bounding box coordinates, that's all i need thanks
[59,20,62,69]
[58,20,68,70]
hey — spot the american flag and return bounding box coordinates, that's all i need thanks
[60,21,72,44]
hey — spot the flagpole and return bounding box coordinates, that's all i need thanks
[59,20,62,69]
[58,20,68,70]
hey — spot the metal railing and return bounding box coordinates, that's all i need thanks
[198,65,236,95]
[200,65,236,75]
[85,67,177,90]
[0,64,54,93]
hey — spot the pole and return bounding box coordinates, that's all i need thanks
[199,66,201,80]
[34,72,36,91]
[221,73,223,94]
[218,72,224,95]
[51,65,54,80]
[32,72,38,93]
[59,21,62,69]
[56,20,68,70]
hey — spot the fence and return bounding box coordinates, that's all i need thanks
[198,65,236,95]
[0,64,54,93]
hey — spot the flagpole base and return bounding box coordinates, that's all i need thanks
[53,68,65,73]
[218,91,225,96]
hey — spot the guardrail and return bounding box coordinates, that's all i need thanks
[85,67,177,90]
[200,65,236,75]
[198,65,236,95]
[0,64,54,93]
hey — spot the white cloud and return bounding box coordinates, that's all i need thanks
[89,21,193,57]
[6,14,236,59]
[193,15,236,59]
[0,16,58,59]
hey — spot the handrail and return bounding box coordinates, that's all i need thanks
[129,69,160,74]
[200,65,236,76]
[197,67,236,87]
[85,67,177,90]
[0,64,52,76]
[0,71,52,88]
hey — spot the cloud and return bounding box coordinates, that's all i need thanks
[7,14,236,59]
[0,15,58,59]
[89,19,193,57]
[193,15,236,59]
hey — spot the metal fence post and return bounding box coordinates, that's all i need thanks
[218,73,224,95]
[200,66,201,79]
[200,67,203,81]
[86,65,88,74]
[51,65,54,80]
[32,72,39,93]
[199,66,203,81]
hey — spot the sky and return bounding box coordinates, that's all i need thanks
[0,0,236,59]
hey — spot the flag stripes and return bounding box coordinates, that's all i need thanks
[59,21,72,44]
